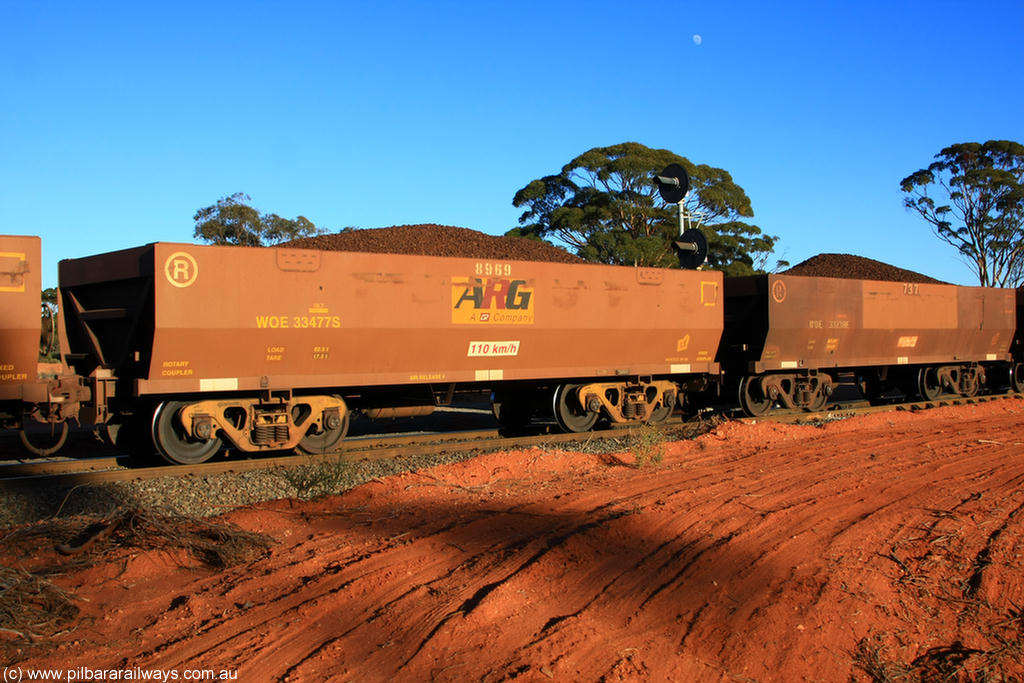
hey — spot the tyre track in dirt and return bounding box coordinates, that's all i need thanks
[116,496,667,678]
[11,400,1024,682]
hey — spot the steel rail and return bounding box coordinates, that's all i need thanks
[735,391,1021,425]
[0,425,627,490]
[0,456,127,477]
[0,427,507,483]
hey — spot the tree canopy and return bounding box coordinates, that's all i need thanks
[900,140,1024,287]
[193,193,326,246]
[508,142,782,274]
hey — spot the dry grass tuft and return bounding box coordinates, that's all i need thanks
[852,635,915,683]
[628,423,667,468]
[0,507,274,658]
[77,508,276,568]
[274,454,353,500]
[853,623,1024,683]
[2,506,276,571]
[0,567,79,641]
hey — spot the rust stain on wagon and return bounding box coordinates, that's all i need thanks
[0,251,27,292]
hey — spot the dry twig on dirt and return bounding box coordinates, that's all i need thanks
[97,508,276,568]
[0,567,79,641]
[2,507,275,570]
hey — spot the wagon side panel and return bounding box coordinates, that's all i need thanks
[137,244,723,395]
[740,275,1012,373]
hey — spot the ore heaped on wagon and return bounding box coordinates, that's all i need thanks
[280,224,585,263]
[782,252,945,284]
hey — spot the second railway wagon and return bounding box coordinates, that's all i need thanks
[0,236,42,408]
[58,242,724,463]
[2,235,91,454]
[719,273,1018,415]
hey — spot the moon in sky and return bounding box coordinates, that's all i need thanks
[692,34,702,46]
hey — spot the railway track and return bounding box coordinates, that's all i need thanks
[0,424,637,490]
[2,392,1020,491]
[740,391,1021,425]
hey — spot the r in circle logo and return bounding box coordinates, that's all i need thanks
[165,252,198,288]
[771,279,787,303]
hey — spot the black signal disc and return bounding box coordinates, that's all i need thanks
[656,163,690,204]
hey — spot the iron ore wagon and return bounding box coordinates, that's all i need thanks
[718,273,1019,415]
[54,241,723,463]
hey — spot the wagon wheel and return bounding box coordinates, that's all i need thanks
[1012,363,1024,393]
[151,401,223,465]
[738,376,772,417]
[297,406,349,455]
[917,367,944,402]
[491,390,536,430]
[19,418,69,457]
[552,384,599,433]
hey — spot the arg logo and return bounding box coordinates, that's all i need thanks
[451,277,534,325]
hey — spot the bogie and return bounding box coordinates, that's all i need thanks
[737,372,834,416]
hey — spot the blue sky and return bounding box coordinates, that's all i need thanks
[2,1,1021,288]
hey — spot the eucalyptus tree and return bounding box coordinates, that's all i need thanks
[509,142,782,274]
[901,140,1024,286]
[193,192,325,246]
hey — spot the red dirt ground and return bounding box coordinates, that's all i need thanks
[7,400,1024,682]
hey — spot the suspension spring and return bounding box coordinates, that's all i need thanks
[253,425,274,445]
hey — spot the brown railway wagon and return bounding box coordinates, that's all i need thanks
[2,235,89,455]
[0,235,42,406]
[720,274,1018,415]
[59,242,723,462]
